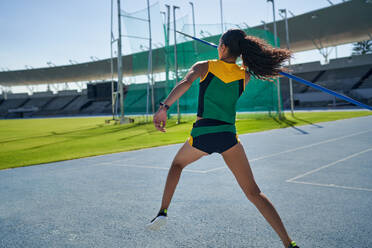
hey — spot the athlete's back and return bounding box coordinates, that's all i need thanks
[197,59,246,124]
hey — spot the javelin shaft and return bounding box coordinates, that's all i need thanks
[175,30,372,111]
[176,30,218,48]
[280,72,372,110]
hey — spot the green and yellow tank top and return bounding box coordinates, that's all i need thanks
[197,59,246,124]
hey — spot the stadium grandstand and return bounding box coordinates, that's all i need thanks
[0,0,371,119]
[1,53,371,118]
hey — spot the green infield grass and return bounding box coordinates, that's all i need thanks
[0,111,371,170]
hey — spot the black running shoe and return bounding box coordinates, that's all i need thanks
[146,209,168,231]
[288,241,299,248]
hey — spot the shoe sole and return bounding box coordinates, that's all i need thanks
[146,216,167,231]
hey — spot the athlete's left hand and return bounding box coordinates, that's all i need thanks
[153,107,167,132]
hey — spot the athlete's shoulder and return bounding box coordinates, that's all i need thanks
[183,61,209,83]
[192,60,209,68]
[191,60,208,77]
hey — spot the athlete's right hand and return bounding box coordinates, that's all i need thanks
[153,107,167,132]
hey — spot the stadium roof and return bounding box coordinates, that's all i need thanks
[259,0,372,52]
[1,0,372,86]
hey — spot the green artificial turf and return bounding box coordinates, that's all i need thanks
[0,111,371,170]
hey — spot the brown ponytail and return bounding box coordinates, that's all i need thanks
[221,29,292,80]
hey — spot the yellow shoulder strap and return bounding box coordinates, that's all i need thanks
[200,61,210,82]
[209,60,245,83]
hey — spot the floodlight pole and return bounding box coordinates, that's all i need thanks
[165,4,171,104]
[160,11,166,23]
[173,5,180,124]
[189,2,197,53]
[165,5,170,44]
[219,0,224,33]
[117,0,125,122]
[110,0,116,120]
[164,4,171,120]
[267,0,283,119]
[280,8,294,116]
[146,0,155,116]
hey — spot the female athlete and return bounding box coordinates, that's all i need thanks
[148,29,299,248]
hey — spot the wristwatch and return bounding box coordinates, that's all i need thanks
[159,102,170,110]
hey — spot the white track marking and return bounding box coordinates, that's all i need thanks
[203,129,372,173]
[112,164,207,174]
[94,158,137,166]
[286,147,372,192]
[287,180,372,192]
[286,147,372,182]
[250,129,372,162]
[94,158,207,173]
[202,167,227,173]
[114,164,170,171]
[182,169,207,174]
[92,129,372,174]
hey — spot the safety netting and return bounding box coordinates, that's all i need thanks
[120,2,282,117]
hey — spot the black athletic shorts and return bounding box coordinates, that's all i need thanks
[188,118,240,154]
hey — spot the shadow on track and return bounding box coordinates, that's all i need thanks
[271,116,309,135]
[292,116,323,128]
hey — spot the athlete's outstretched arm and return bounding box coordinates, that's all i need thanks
[163,61,207,107]
[153,61,208,132]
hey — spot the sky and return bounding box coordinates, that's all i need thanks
[0,0,353,92]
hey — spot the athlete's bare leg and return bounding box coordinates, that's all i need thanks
[222,142,292,248]
[160,140,208,210]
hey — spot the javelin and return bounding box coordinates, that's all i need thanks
[176,30,372,111]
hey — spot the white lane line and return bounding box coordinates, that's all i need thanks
[94,158,137,166]
[250,129,372,162]
[288,180,372,192]
[91,129,372,174]
[114,164,170,170]
[94,158,207,174]
[203,129,372,173]
[182,168,207,174]
[112,164,207,174]
[286,147,372,182]
[203,167,226,173]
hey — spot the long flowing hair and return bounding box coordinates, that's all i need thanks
[221,29,292,80]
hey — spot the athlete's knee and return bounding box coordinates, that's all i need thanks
[243,184,262,201]
[171,160,186,170]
